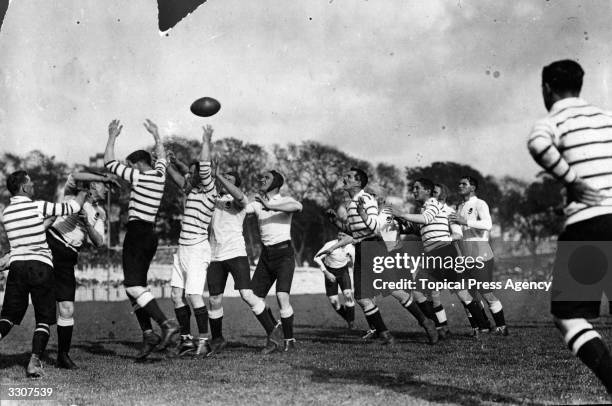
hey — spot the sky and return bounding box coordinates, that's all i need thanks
[1,0,612,181]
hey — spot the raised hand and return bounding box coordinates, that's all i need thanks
[143,119,160,141]
[108,119,123,138]
[202,125,214,142]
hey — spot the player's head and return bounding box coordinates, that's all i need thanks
[217,171,241,195]
[458,176,478,197]
[541,60,584,111]
[260,170,284,193]
[188,161,202,189]
[7,170,34,198]
[126,150,153,171]
[433,183,450,203]
[343,167,368,191]
[88,181,108,202]
[411,178,434,203]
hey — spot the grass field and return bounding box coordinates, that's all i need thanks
[1,289,611,405]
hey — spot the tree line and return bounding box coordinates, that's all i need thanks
[0,139,563,265]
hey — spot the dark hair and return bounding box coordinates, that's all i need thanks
[350,167,369,188]
[7,170,28,196]
[415,178,434,195]
[542,60,584,94]
[268,170,284,191]
[434,183,450,203]
[126,150,152,167]
[225,171,242,188]
[461,175,478,190]
[189,161,201,187]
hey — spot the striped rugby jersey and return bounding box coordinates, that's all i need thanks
[2,196,81,266]
[528,97,612,226]
[342,189,380,241]
[105,159,167,223]
[179,161,217,246]
[49,196,106,252]
[418,199,461,253]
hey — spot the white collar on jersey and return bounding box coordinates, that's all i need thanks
[352,189,367,201]
[10,196,32,203]
[549,97,587,113]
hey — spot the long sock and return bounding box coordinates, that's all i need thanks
[130,298,153,332]
[208,308,224,340]
[0,318,14,339]
[364,306,388,333]
[479,300,492,329]
[465,301,490,330]
[462,302,477,328]
[143,299,168,326]
[565,322,612,393]
[281,315,294,339]
[417,300,436,322]
[267,307,278,326]
[335,305,347,320]
[32,323,50,356]
[57,316,74,353]
[193,306,209,337]
[433,305,448,328]
[254,304,275,335]
[488,300,506,327]
[345,305,355,323]
[402,298,426,324]
[174,305,192,335]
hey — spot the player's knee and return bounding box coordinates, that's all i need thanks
[276,292,291,307]
[187,293,205,308]
[342,290,354,306]
[250,297,266,315]
[456,290,473,304]
[239,289,259,307]
[58,301,74,318]
[125,286,146,298]
[358,298,374,311]
[482,292,498,303]
[209,294,223,310]
[170,287,185,306]
[328,295,341,309]
[391,289,409,303]
[412,290,427,303]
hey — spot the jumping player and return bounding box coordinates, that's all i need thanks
[104,119,179,359]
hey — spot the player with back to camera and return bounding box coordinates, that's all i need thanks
[164,125,218,357]
[313,232,356,328]
[0,170,86,377]
[450,176,508,336]
[45,172,110,369]
[527,59,612,394]
[104,119,180,359]
[245,170,303,354]
[205,163,263,355]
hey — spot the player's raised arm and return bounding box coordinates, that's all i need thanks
[165,151,187,189]
[104,119,123,163]
[144,119,166,162]
[214,163,247,208]
[198,126,215,193]
[255,194,302,213]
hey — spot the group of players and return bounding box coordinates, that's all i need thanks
[1,58,612,398]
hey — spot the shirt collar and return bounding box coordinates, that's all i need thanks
[353,189,366,201]
[10,196,32,203]
[549,97,588,114]
[468,195,478,202]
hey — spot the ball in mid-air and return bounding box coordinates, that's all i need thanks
[190,97,221,117]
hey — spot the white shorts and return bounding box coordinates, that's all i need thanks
[170,241,211,295]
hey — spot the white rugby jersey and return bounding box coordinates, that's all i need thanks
[210,193,249,261]
[246,194,300,246]
[377,205,401,251]
[528,97,612,226]
[49,197,106,252]
[456,196,494,260]
[179,161,217,246]
[3,196,81,266]
[314,239,354,269]
[418,199,462,253]
[105,158,167,223]
[341,189,380,241]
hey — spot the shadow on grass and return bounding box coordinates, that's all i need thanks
[305,366,541,406]
[0,351,30,369]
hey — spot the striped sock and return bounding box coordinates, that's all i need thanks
[565,320,612,393]
[0,318,14,339]
[401,297,426,324]
[489,300,506,327]
[433,305,448,328]
[364,306,388,333]
[417,300,436,322]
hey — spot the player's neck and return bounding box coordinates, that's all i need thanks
[347,187,361,199]
[463,193,475,202]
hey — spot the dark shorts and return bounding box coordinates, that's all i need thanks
[1,261,56,325]
[47,231,79,302]
[207,256,252,296]
[251,241,295,297]
[551,214,612,319]
[324,264,352,296]
[465,258,495,293]
[354,237,388,300]
[122,221,158,287]
[425,243,461,283]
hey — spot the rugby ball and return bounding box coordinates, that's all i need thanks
[190,97,221,117]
